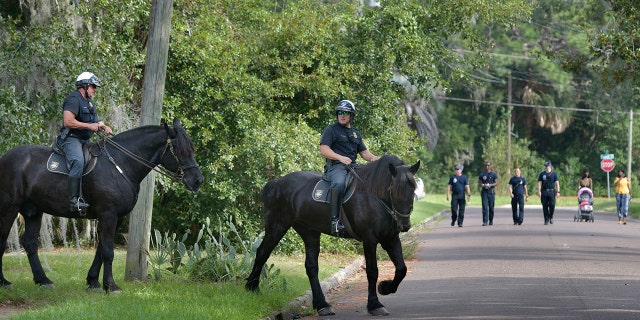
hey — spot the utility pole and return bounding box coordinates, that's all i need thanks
[506,74,512,174]
[628,109,633,181]
[125,0,173,281]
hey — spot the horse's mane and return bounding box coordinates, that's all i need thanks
[355,155,407,198]
[110,123,195,159]
[171,124,196,158]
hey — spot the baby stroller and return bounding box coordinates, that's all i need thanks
[574,187,594,222]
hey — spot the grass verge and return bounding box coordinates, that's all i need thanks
[0,198,446,320]
[0,249,354,320]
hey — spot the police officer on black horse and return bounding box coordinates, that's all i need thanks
[320,100,379,236]
[56,72,113,214]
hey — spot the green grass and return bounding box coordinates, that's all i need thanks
[0,249,354,319]
[411,196,447,225]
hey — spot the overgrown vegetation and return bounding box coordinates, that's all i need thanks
[1,0,638,252]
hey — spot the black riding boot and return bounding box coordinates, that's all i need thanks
[330,188,345,237]
[69,176,89,214]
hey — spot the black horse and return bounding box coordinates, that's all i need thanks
[0,118,203,292]
[246,155,420,316]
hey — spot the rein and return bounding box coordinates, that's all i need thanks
[347,165,410,221]
[96,131,189,183]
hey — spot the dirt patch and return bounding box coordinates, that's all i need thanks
[0,305,23,318]
[298,259,415,319]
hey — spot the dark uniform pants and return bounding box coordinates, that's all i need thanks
[481,189,495,224]
[325,163,348,194]
[61,136,87,178]
[541,189,556,222]
[511,193,525,223]
[451,196,466,226]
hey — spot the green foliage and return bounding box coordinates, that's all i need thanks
[145,229,188,280]
[589,0,640,86]
[187,217,257,282]
[144,217,287,286]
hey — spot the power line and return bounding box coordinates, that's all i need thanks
[435,96,639,115]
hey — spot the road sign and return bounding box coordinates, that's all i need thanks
[601,158,615,172]
[600,153,614,160]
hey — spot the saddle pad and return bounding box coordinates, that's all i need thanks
[47,152,97,176]
[312,179,356,204]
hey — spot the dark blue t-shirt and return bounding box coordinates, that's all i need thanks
[509,176,527,195]
[62,91,100,140]
[478,171,498,188]
[538,171,558,190]
[448,174,469,198]
[319,123,367,162]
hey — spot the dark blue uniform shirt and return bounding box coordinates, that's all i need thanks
[448,174,469,198]
[319,123,367,163]
[538,171,559,190]
[62,91,100,140]
[509,176,527,195]
[478,171,498,189]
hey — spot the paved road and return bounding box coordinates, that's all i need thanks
[307,205,640,320]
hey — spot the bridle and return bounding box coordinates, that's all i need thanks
[380,180,412,221]
[347,165,412,223]
[96,131,199,184]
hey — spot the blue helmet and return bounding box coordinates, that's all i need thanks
[335,100,356,114]
[75,72,101,88]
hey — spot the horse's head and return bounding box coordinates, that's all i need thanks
[159,118,204,191]
[388,159,421,232]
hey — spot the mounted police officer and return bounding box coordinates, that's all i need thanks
[320,100,379,236]
[56,72,112,214]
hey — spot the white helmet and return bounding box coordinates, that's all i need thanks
[75,72,101,88]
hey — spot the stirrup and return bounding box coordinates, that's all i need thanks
[70,198,89,216]
[331,219,345,236]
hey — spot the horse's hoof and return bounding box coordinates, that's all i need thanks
[39,283,55,290]
[368,307,389,316]
[317,306,336,316]
[377,280,397,295]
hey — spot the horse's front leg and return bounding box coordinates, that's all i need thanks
[86,246,103,290]
[88,217,120,292]
[21,211,54,287]
[378,234,406,296]
[362,241,389,316]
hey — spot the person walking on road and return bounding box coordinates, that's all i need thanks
[508,167,529,225]
[578,168,593,190]
[446,164,471,227]
[537,161,560,225]
[614,169,631,225]
[478,161,498,226]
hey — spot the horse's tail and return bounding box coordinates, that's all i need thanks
[261,179,280,209]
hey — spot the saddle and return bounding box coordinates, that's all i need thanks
[47,142,98,176]
[312,174,356,204]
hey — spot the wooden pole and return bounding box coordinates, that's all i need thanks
[125,0,173,281]
[507,74,512,175]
